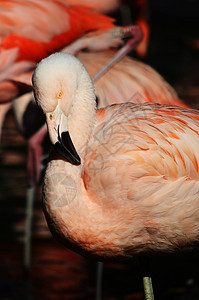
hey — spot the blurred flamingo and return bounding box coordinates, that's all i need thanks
[33,53,199,300]
[0,0,116,104]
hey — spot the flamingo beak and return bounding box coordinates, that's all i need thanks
[46,108,81,165]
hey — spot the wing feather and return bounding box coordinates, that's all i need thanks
[83,104,199,212]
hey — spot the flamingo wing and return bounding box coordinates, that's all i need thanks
[82,103,199,252]
[84,104,199,212]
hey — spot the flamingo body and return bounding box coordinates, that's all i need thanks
[33,53,199,260]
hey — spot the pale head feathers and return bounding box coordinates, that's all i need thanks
[32,52,96,114]
[32,52,97,151]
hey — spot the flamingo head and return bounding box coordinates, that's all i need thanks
[32,52,96,165]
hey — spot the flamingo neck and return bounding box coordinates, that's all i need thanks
[43,158,122,258]
[67,96,97,158]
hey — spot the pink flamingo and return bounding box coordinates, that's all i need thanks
[10,46,186,292]
[32,52,199,299]
[0,0,142,106]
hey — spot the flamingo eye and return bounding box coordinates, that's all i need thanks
[58,91,63,99]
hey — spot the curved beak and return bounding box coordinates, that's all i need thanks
[46,106,81,165]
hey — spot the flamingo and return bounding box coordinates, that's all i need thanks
[0,0,115,105]
[32,52,199,299]
[11,47,190,283]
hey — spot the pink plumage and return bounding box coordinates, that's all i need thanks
[77,51,189,108]
[33,53,199,260]
[0,0,115,102]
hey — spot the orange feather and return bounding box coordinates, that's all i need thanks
[0,1,115,62]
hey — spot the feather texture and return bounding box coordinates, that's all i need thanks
[32,53,199,259]
[77,51,188,108]
[43,103,199,259]
[0,0,115,103]
[0,0,114,61]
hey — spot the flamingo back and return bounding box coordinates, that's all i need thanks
[77,51,189,108]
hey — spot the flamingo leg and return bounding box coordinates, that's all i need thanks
[140,256,155,300]
[143,276,154,300]
[24,124,47,272]
[92,25,143,83]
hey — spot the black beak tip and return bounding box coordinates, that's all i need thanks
[54,130,81,166]
[73,156,81,165]
[54,142,81,165]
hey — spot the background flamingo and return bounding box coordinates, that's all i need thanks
[0,0,115,104]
